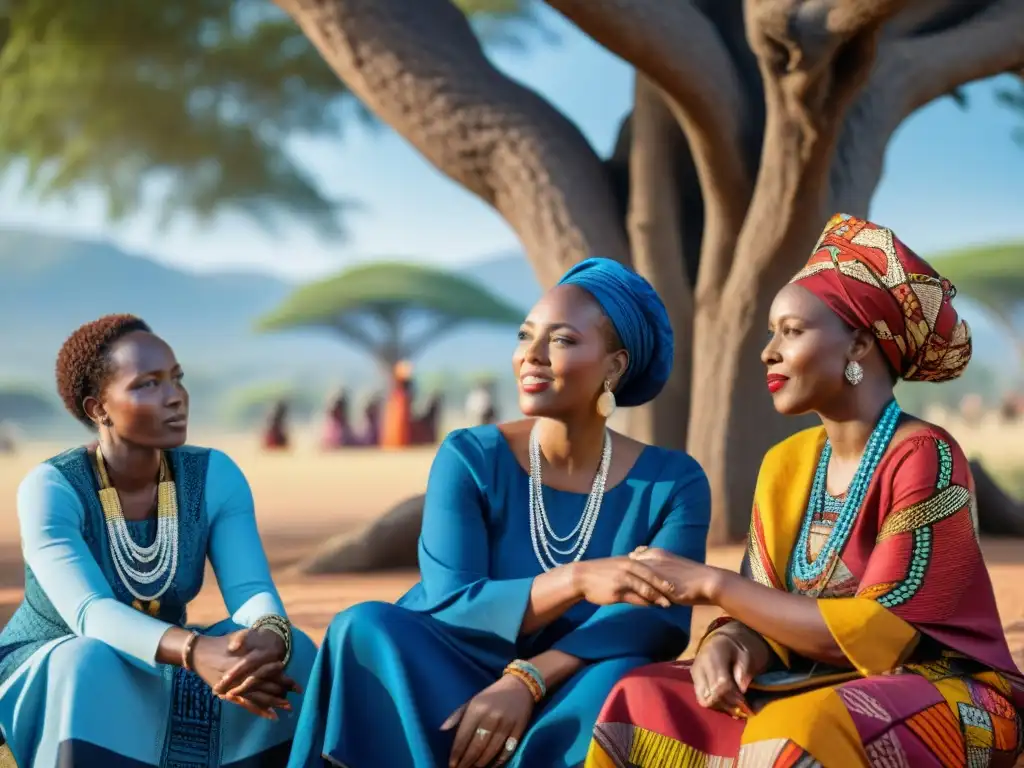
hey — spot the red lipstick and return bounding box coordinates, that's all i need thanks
[766,374,789,394]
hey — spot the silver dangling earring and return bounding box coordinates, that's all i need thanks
[844,361,864,386]
[596,379,617,418]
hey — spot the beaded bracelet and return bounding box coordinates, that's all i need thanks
[252,614,293,666]
[181,631,200,672]
[502,659,547,703]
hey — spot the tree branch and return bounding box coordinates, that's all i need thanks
[892,0,1024,113]
[830,0,1024,216]
[542,0,755,296]
[274,0,628,285]
[727,0,909,288]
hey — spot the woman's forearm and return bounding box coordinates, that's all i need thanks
[520,564,583,634]
[155,626,195,667]
[709,570,849,667]
[526,649,584,691]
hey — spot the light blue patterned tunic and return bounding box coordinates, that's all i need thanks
[0,446,316,767]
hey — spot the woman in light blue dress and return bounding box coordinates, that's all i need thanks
[288,259,712,768]
[0,314,316,768]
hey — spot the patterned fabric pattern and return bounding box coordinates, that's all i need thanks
[790,213,972,383]
[587,664,1022,768]
[587,426,1024,768]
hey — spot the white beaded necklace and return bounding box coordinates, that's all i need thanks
[96,449,179,615]
[528,422,612,572]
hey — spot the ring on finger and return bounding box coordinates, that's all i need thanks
[475,727,491,739]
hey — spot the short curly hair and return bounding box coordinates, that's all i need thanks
[55,314,152,428]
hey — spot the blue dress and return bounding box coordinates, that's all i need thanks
[0,446,317,768]
[288,425,711,768]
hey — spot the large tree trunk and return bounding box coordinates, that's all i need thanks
[623,75,694,450]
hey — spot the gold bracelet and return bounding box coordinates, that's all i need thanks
[181,631,200,672]
[252,614,292,666]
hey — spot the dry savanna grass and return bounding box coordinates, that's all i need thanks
[0,416,1022,667]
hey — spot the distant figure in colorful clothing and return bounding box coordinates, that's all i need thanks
[358,393,383,446]
[0,315,316,768]
[262,399,290,451]
[287,258,711,768]
[587,215,1024,768]
[412,390,444,445]
[381,360,414,448]
[321,389,354,450]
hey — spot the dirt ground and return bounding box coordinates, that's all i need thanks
[0,428,1022,669]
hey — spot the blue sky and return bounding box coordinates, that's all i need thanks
[0,8,1022,282]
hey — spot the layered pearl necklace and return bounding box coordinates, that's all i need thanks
[96,448,179,615]
[528,422,612,572]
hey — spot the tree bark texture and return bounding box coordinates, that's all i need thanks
[623,75,693,451]
[281,0,1024,543]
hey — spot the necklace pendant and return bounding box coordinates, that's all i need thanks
[132,598,161,617]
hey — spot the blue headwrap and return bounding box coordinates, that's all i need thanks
[557,257,674,407]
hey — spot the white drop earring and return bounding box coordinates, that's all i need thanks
[596,379,617,418]
[845,360,864,386]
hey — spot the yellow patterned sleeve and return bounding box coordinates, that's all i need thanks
[817,596,918,676]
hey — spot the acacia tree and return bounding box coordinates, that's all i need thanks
[256,262,524,370]
[272,0,1024,542]
[938,245,1024,366]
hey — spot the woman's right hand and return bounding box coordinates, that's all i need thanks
[570,557,677,608]
[191,635,291,720]
[690,627,770,718]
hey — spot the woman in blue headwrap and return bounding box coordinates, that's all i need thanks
[286,258,712,768]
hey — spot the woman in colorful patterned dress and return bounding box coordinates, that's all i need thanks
[287,258,711,768]
[587,215,1024,767]
[0,315,317,768]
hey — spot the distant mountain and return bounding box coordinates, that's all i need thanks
[0,228,1011,412]
[0,230,541,395]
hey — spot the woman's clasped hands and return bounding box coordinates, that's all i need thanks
[570,554,678,608]
[626,546,724,605]
[193,628,302,720]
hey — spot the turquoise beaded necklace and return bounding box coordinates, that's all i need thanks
[788,399,902,590]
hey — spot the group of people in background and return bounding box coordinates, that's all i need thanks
[0,213,1022,768]
[262,366,499,452]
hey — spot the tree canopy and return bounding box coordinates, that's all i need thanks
[0,0,538,235]
[937,243,1024,313]
[256,262,524,367]
[936,242,1024,362]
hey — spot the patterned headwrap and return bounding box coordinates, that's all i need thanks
[790,214,972,383]
[557,257,674,406]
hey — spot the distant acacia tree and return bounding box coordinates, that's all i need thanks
[256,262,524,371]
[938,244,1024,365]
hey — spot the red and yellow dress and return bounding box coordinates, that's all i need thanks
[587,425,1024,767]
